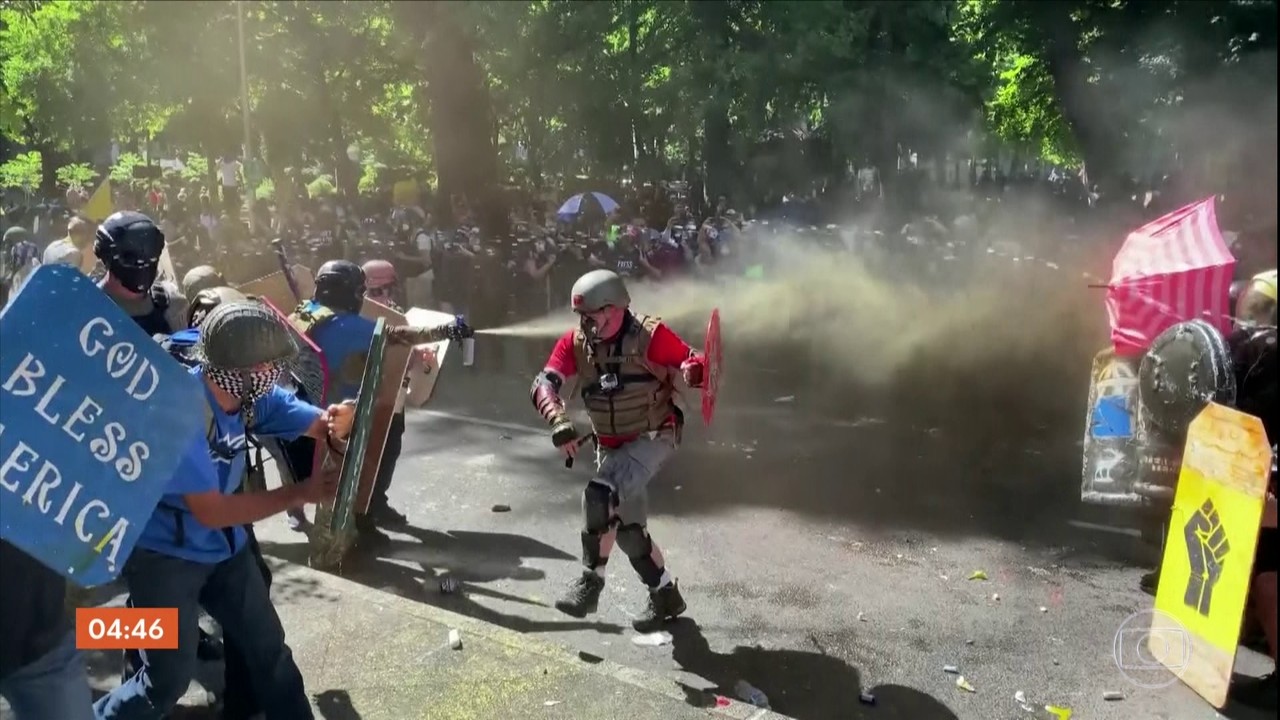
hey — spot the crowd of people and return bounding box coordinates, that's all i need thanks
[1,163,1276,717]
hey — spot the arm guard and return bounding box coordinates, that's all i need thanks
[388,320,472,346]
[531,370,567,425]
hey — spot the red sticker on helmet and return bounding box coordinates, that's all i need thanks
[572,294,584,307]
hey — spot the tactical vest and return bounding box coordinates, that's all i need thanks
[572,313,675,437]
[287,301,339,402]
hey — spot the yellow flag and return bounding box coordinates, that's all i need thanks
[81,178,114,222]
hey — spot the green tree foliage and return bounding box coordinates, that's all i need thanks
[0,149,40,193]
[109,152,143,184]
[54,161,96,189]
[0,0,1275,206]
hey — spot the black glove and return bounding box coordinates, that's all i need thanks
[445,319,475,341]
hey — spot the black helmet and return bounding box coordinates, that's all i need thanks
[187,286,249,329]
[197,301,298,370]
[314,259,365,313]
[94,211,165,293]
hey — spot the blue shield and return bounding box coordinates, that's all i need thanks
[0,265,204,586]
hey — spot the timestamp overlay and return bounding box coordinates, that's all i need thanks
[76,607,179,650]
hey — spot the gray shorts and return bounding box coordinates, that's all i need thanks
[588,429,677,527]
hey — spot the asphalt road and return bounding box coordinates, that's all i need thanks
[254,335,1275,720]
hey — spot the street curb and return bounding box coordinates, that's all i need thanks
[267,558,789,719]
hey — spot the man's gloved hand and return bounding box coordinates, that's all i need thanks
[680,353,707,388]
[442,318,475,341]
[550,417,578,448]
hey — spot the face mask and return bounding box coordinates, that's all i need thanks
[112,263,159,294]
[206,364,283,412]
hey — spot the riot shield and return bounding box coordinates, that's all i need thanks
[310,318,389,568]
[353,298,412,514]
[1139,319,1236,440]
[702,307,722,426]
[1080,348,1142,506]
[403,307,457,407]
[238,265,316,316]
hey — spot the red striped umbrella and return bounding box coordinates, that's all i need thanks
[1105,196,1236,356]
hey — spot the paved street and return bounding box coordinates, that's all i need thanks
[252,336,1275,720]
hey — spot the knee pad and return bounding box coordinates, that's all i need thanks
[581,481,615,534]
[614,523,653,559]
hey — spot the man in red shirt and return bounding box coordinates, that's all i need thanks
[530,269,707,631]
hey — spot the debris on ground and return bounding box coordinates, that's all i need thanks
[859,691,876,705]
[1102,690,1125,701]
[991,593,1001,601]
[491,504,512,512]
[956,676,976,693]
[448,628,462,650]
[968,570,988,581]
[631,631,673,647]
[856,611,867,622]
[943,665,960,674]
[774,395,795,403]
[1039,606,1048,613]
[438,575,460,594]
[734,680,770,708]
[543,700,562,707]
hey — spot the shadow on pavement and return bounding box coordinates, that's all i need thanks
[315,689,363,720]
[668,618,958,720]
[259,527,625,637]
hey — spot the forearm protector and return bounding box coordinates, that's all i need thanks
[388,320,473,346]
[531,370,567,426]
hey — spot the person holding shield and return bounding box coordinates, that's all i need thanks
[95,301,354,720]
[530,269,708,631]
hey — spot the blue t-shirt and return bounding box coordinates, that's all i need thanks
[134,366,322,563]
[306,303,376,401]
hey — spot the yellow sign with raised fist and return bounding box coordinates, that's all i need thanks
[1154,402,1273,708]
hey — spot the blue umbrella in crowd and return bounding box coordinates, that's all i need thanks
[556,192,620,222]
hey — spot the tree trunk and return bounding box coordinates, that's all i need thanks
[1037,6,1122,195]
[694,0,734,206]
[399,3,502,234]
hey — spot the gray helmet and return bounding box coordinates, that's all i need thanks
[182,265,227,298]
[570,269,630,313]
[187,286,249,329]
[197,301,298,370]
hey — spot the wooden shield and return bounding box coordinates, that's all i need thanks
[1153,403,1272,707]
[403,307,457,407]
[237,265,316,313]
[350,298,412,514]
[329,318,390,532]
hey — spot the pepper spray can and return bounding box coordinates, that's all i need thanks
[457,314,475,367]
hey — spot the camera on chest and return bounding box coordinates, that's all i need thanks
[598,372,621,394]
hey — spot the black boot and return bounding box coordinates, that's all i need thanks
[355,514,391,550]
[632,581,686,632]
[554,571,605,618]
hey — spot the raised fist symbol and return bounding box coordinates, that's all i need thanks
[1183,498,1230,616]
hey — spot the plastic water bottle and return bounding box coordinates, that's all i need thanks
[457,314,475,367]
[734,680,769,709]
